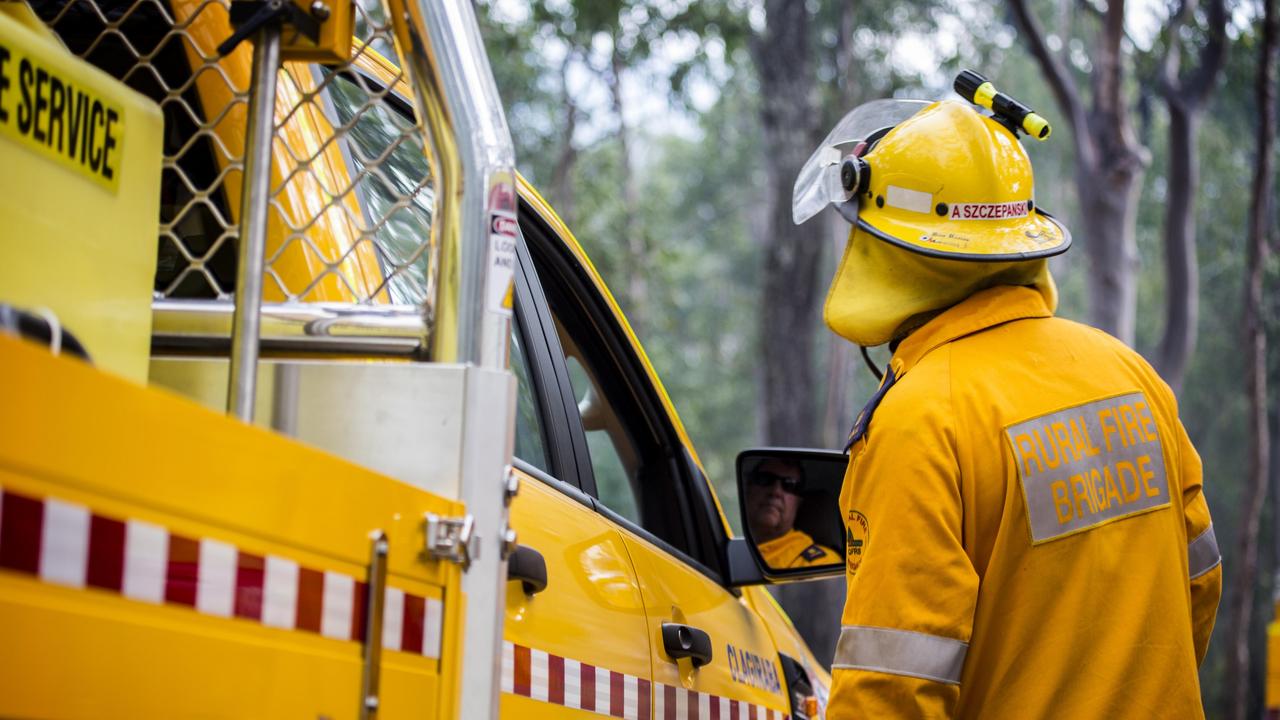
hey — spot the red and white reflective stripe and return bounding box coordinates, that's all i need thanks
[654,683,787,720]
[502,640,651,718]
[500,641,787,720]
[0,487,443,657]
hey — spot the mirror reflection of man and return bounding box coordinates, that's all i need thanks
[745,459,839,569]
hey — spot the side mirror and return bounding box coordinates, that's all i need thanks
[735,448,846,582]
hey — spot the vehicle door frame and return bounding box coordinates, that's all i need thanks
[515,200,732,588]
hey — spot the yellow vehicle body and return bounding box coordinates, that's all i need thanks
[0,9,466,718]
[1269,602,1280,718]
[0,335,465,719]
[0,0,834,716]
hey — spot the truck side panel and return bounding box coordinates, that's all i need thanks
[0,335,463,719]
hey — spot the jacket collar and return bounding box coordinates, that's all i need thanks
[889,285,1052,376]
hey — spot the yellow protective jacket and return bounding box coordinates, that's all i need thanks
[831,285,1221,720]
[758,528,841,569]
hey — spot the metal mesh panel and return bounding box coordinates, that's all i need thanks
[32,0,436,307]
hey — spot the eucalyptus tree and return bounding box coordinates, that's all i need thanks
[1153,0,1228,393]
[1230,0,1277,715]
[1007,0,1151,345]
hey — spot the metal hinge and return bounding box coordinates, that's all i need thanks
[423,513,477,569]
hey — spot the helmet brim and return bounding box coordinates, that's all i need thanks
[857,208,1071,262]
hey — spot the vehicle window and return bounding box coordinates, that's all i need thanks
[562,346,641,523]
[536,264,695,559]
[511,322,549,473]
[321,71,435,306]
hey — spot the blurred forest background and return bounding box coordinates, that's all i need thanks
[475,0,1278,716]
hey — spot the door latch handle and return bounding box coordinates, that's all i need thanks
[661,622,713,667]
[507,544,548,595]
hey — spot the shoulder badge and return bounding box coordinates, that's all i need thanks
[801,544,825,561]
[846,510,869,577]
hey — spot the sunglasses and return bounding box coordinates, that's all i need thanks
[749,471,805,495]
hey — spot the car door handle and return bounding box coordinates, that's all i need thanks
[507,544,548,595]
[661,622,713,667]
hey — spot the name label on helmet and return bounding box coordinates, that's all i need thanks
[1005,392,1170,544]
[949,201,1030,220]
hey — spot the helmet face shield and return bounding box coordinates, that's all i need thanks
[792,99,929,226]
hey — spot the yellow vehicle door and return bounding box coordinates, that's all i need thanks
[0,334,464,720]
[495,228,655,718]
[518,207,793,719]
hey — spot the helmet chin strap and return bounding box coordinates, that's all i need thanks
[859,345,884,381]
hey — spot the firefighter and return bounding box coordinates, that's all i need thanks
[791,75,1221,719]
[744,458,840,568]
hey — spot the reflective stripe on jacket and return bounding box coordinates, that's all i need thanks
[830,285,1221,720]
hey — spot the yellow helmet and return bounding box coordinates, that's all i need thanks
[793,73,1070,346]
[793,98,1070,259]
[850,100,1067,258]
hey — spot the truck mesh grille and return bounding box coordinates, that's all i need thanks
[32,0,436,308]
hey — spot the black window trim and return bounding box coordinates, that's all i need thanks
[519,202,730,586]
[513,221,594,494]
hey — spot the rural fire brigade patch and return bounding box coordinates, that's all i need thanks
[1005,391,1171,544]
[846,510,869,577]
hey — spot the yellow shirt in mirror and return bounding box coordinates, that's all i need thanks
[757,529,840,569]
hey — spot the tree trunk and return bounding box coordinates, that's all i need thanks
[1226,0,1277,715]
[550,55,578,228]
[750,0,824,447]
[1152,103,1198,389]
[608,40,646,336]
[1076,158,1144,344]
[751,0,846,666]
[1154,105,1201,392]
[1153,0,1228,393]
[1008,0,1148,346]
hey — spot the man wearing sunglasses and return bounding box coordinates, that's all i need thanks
[744,458,839,569]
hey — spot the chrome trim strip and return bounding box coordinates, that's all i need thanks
[151,300,429,357]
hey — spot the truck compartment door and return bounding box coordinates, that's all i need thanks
[0,335,464,720]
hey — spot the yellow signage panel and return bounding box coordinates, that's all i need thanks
[0,10,162,383]
[0,23,125,193]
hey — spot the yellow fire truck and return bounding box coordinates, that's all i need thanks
[0,0,836,717]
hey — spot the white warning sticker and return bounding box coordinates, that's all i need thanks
[948,201,1030,220]
[486,211,518,315]
[885,185,933,214]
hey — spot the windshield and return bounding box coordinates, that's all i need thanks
[792,99,928,225]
